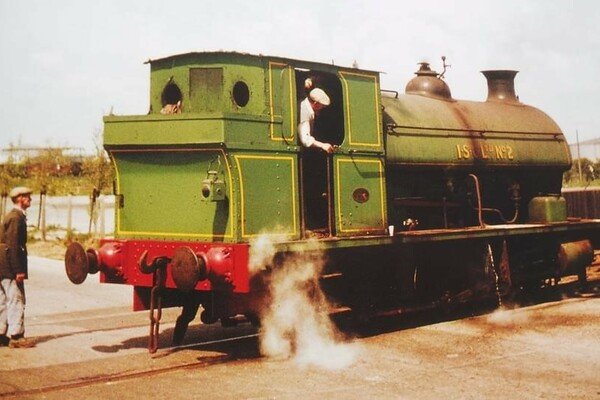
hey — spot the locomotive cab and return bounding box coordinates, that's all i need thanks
[102,52,387,242]
[69,52,388,317]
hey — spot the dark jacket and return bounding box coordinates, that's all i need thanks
[0,208,28,279]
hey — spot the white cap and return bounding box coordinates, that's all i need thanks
[309,88,330,106]
[9,186,33,199]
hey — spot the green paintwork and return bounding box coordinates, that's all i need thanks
[149,53,268,117]
[113,150,232,240]
[104,114,226,146]
[267,63,295,142]
[382,94,571,168]
[103,113,288,147]
[334,155,386,235]
[527,196,567,223]
[141,52,382,153]
[340,72,382,149]
[105,51,386,244]
[103,51,595,252]
[233,152,298,238]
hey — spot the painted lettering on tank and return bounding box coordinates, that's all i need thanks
[456,143,514,161]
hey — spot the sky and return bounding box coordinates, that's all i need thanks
[0,0,599,152]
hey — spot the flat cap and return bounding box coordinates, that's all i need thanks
[309,88,331,106]
[9,186,33,199]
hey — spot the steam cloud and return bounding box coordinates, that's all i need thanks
[250,235,358,370]
[486,306,530,326]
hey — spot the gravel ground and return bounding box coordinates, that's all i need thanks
[0,256,598,399]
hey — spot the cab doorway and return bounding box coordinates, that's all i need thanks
[296,69,344,237]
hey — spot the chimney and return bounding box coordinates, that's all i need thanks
[481,70,519,103]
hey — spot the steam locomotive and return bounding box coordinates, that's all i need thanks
[65,52,599,351]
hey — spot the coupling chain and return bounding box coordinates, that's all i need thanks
[149,265,166,353]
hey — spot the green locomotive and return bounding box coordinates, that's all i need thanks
[65,52,599,350]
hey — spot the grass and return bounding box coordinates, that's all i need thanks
[562,179,600,189]
[28,239,67,260]
[16,176,109,196]
[28,227,100,260]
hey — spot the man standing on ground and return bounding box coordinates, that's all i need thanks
[0,186,34,348]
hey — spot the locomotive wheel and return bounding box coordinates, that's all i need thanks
[65,242,89,284]
[171,246,206,292]
[200,309,218,324]
[245,313,261,327]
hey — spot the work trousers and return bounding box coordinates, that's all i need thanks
[0,278,25,337]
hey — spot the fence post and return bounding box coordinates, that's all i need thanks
[37,191,42,229]
[88,187,99,236]
[98,195,105,237]
[66,194,73,239]
[40,191,47,242]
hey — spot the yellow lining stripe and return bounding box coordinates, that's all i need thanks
[234,154,298,238]
[335,158,386,233]
[339,71,382,147]
[268,62,295,141]
[111,148,235,239]
[109,153,121,233]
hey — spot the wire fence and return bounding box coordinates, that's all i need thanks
[0,195,115,239]
[562,187,600,219]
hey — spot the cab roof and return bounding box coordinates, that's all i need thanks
[144,50,381,75]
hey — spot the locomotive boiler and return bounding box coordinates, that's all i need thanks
[64,52,599,351]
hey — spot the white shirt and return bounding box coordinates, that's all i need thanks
[298,97,316,147]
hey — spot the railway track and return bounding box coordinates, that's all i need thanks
[2,259,598,399]
[4,297,597,400]
[0,333,260,399]
[6,285,599,399]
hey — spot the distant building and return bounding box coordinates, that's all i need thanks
[569,137,600,161]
